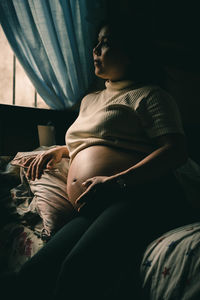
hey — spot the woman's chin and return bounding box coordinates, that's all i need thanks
[94,68,101,76]
[95,70,106,80]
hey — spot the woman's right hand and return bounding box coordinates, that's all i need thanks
[22,146,69,181]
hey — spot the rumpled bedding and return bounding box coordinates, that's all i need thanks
[141,222,200,300]
[0,222,44,274]
[0,156,45,274]
[0,147,75,275]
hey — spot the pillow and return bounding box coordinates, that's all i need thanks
[11,147,77,240]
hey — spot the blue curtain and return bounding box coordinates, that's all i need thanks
[0,0,106,109]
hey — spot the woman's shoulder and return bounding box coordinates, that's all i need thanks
[124,84,162,105]
[132,84,163,95]
[128,84,177,113]
[79,89,105,109]
[82,89,104,101]
[130,84,174,101]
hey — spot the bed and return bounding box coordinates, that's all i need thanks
[0,124,200,299]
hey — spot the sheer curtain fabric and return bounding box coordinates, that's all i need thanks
[0,0,106,109]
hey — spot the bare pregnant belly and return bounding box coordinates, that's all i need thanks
[67,145,145,208]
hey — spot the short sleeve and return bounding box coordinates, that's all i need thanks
[136,88,184,138]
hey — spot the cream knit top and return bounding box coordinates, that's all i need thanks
[65,80,184,160]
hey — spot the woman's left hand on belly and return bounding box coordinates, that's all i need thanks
[75,176,116,211]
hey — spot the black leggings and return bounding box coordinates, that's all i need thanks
[12,175,198,300]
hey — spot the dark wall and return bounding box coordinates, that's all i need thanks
[108,0,199,44]
[107,0,200,71]
[107,0,200,125]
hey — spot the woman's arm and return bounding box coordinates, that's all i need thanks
[117,133,188,186]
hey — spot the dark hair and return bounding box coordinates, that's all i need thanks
[98,18,166,86]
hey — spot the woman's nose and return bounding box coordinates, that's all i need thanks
[93,43,101,56]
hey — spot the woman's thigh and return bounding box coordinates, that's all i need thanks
[17,215,93,297]
[18,186,165,300]
[54,198,143,300]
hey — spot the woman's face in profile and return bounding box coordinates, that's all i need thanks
[93,26,130,82]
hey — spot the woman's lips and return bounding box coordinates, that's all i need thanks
[94,60,101,66]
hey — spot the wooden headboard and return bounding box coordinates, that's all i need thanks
[0,104,77,155]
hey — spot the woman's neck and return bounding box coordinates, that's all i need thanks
[105,79,142,91]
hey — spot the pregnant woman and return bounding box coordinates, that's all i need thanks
[3,20,192,300]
